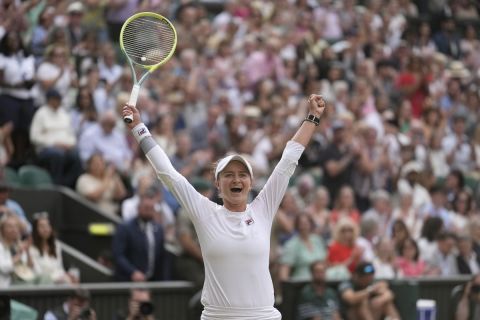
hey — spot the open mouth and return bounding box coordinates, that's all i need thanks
[230,187,243,193]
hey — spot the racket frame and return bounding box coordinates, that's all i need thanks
[119,11,177,122]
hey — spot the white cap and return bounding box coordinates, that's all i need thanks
[215,154,253,180]
[67,1,84,13]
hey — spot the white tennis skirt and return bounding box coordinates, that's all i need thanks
[201,305,282,320]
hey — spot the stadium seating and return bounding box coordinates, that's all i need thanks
[18,165,53,188]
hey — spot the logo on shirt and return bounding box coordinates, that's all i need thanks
[137,128,147,136]
[245,217,254,226]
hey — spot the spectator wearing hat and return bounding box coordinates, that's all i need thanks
[29,88,82,188]
[397,161,431,211]
[43,289,96,320]
[338,262,400,320]
[66,2,86,51]
[112,190,167,282]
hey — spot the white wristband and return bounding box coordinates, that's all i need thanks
[131,123,152,143]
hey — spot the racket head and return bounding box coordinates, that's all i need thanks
[119,12,177,73]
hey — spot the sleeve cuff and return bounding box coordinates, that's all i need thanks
[131,123,152,143]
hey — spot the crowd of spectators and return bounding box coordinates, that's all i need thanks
[1,0,480,310]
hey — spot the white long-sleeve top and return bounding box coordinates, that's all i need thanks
[133,124,304,320]
[29,105,76,150]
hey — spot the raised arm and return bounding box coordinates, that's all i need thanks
[291,94,326,147]
[122,104,212,222]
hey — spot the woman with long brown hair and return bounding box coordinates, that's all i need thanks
[29,212,74,284]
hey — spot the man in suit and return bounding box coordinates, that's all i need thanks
[113,188,166,282]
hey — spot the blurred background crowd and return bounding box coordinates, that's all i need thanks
[1,0,480,303]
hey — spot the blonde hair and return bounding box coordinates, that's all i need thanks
[332,217,359,243]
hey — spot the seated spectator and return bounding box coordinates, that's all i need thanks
[122,177,174,238]
[338,262,400,320]
[392,188,422,238]
[397,161,431,211]
[0,181,31,233]
[329,185,360,227]
[29,212,75,284]
[76,153,127,216]
[78,110,133,174]
[33,44,78,109]
[114,288,155,320]
[395,237,436,278]
[457,235,480,275]
[29,88,82,188]
[442,111,476,175]
[289,173,316,211]
[69,86,98,138]
[327,218,362,276]
[425,231,458,276]
[362,190,394,238]
[452,273,480,320]
[418,216,444,261]
[451,189,474,231]
[419,184,454,230]
[0,215,34,287]
[357,217,379,263]
[43,288,96,320]
[372,238,397,279]
[296,260,341,320]
[279,214,327,282]
[112,191,167,282]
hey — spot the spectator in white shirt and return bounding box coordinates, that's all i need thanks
[29,89,82,187]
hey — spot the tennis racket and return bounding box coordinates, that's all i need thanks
[119,12,177,123]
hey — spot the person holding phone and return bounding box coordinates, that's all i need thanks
[453,273,480,320]
[122,94,326,320]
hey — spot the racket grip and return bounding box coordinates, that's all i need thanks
[124,84,140,123]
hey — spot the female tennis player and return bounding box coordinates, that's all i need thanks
[122,94,325,320]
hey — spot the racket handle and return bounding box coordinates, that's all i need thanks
[124,84,141,123]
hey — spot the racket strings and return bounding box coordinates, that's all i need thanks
[122,17,176,66]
